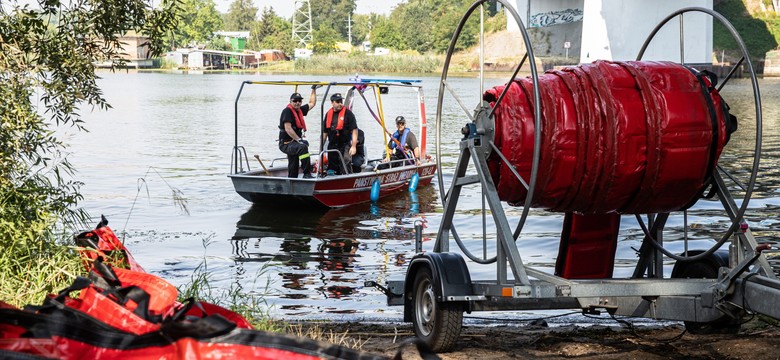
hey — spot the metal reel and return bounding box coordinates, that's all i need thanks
[632,7,766,331]
[420,0,541,352]
[434,0,541,258]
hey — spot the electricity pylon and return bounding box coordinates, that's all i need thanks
[292,0,313,47]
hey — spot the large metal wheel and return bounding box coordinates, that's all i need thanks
[434,0,541,262]
[631,8,765,278]
[411,267,463,352]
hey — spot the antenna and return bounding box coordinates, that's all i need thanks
[292,0,313,47]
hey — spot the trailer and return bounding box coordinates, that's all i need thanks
[367,2,778,353]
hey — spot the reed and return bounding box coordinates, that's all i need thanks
[0,228,81,308]
[175,237,367,349]
[286,323,369,350]
[176,236,284,332]
[294,53,441,74]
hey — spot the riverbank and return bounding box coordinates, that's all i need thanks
[300,319,780,359]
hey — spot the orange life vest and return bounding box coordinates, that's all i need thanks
[325,107,346,132]
[287,104,307,131]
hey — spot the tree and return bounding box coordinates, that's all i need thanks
[389,0,484,54]
[305,0,355,41]
[352,13,384,46]
[247,7,295,55]
[171,0,223,48]
[224,0,258,31]
[392,0,436,53]
[431,1,478,53]
[371,18,403,50]
[312,23,340,54]
[0,0,179,301]
[254,7,280,40]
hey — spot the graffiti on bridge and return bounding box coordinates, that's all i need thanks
[530,8,584,28]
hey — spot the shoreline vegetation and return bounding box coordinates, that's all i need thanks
[133,53,580,77]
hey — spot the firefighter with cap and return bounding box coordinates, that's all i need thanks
[384,115,420,167]
[322,92,358,175]
[278,86,318,178]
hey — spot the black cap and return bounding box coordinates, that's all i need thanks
[290,92,303,100]
[330,93,343,101]
[395,116,406,124]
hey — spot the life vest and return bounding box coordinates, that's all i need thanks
[325,107,346,133]
[390,128,410,155]
[287,104,307,131]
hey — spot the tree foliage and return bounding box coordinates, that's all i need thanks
[224,0,257,31]
[170,0,223,48]
[312,23,340,54]
[392,1,436,53]
[387,0,485,54]
[248,7,295,55]
[430,1,479,53]
[351,13,372,46]
[371,17,403,50]
[0,1,179,247]
[305,0,355,42]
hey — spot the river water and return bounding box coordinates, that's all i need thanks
[68,71,780,322]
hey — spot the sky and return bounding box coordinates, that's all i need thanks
[215,0,404,18]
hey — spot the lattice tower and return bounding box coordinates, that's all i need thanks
[292,0,313,47]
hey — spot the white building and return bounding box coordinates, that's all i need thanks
[506,0,713,64]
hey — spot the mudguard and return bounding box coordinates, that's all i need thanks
[402,252,472,322]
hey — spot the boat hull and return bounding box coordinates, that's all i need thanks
[230,163,437,208]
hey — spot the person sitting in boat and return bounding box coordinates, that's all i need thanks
[350,129,366,173]
[383,115,420,167]
[278,88,317,178]
[322,93,358,175]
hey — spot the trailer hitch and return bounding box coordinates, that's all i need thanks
[583,304,618,316]
[711,242,772,315]
[364,280,403,300]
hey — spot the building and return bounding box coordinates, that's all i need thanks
[213,31,251,51]
[95,33,156,68]
[165,48,255,70]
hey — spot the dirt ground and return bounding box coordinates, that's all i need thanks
[303,319,780,360]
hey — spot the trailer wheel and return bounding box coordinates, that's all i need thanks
[411,267,463,352]
[675,261,741,334]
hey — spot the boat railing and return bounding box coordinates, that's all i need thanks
[373,157,418,170]
[318,149,349,176]
[231,146,251,174]
[269,157,289,167]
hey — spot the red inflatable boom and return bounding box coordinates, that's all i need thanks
[485,60,735,214]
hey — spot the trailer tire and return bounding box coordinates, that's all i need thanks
[411,267,463,352]
[676,261,741,334]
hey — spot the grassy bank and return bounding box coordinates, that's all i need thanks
[294,53,441,74]
[0,229,81,308]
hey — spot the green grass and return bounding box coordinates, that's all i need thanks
[175,237,368,349]
[176,237,283,332]
[0,230,81,308]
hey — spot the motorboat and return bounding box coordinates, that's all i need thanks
[229,78,436,209]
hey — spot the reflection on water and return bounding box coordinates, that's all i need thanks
[229,186,437,314]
